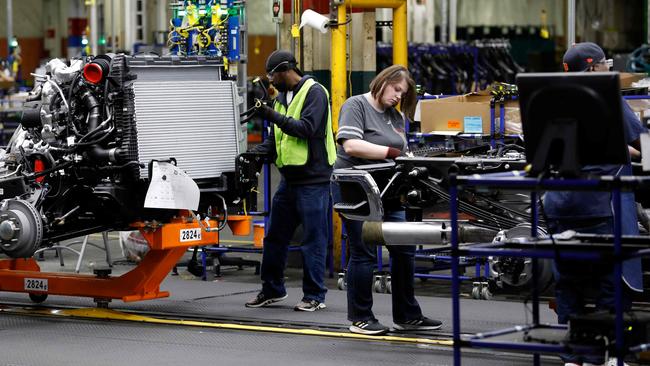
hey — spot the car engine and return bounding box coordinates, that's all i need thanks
[0,54,256,258]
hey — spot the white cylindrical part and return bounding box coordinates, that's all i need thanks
[363,221,449,246]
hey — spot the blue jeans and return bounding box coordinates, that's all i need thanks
[332,185,423,323]
[261,180,330,303]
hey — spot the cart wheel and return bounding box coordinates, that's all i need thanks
[29,293,47,303]
[337,277,347,291]
[374,279,385,293]
[471,285,480,300]
[481,286,492,300]
[386,279,392,294]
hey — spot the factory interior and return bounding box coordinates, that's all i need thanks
[2,1,650,365]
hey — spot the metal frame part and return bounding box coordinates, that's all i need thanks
[332,168,384,221]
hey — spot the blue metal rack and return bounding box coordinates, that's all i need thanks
[448,173,650,366]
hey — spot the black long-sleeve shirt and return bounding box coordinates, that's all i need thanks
[251,75,332,184]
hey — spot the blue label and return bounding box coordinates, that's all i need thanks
[464,116,483,134]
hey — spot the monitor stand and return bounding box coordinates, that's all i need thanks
[530,119,580,177]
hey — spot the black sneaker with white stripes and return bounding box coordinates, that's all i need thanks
[349,319,389,335]
[393,317,442,331]
[294,299,327,312]
[245,291,288,308]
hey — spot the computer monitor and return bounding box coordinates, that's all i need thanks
[516,72,628,176]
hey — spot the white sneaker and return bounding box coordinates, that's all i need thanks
[606,358,629,366]
[582,359,629,366]
[293,299,326,312]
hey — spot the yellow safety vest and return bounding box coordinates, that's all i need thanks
[273,78,336,168]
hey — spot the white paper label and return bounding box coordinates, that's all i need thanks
[24,278,48,292]
[144,161,200,210]
[180,228,202,242]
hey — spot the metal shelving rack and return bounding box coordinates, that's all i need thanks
[448,173,650,366]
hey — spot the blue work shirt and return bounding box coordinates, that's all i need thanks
[544,98,647,219]
[543,98,647,291]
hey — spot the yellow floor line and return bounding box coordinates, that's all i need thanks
[0,306,453,346]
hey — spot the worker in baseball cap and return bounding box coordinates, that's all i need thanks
[245,50,336,312]
[562,42,612,72]
[548,42,646,365]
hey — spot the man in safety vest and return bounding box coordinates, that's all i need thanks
[245,50,336,312]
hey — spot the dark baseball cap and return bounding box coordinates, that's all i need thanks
[265,50,303,76]
[562,42,606,72]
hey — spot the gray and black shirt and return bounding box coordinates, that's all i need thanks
[334,94,407,169]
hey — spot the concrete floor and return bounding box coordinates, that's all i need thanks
[0,229,571,366]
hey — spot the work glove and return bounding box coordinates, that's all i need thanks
[256,104,287,127]
[386,147,402,159]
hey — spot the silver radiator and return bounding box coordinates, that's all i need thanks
[132,80,241,180]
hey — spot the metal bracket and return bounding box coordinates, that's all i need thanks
[376,21,393,28]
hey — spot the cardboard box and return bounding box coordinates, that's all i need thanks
[420,93,521,135]
[619,72,647,88]
[626,99,650,121]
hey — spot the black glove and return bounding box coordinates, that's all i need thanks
[256,104,287,126]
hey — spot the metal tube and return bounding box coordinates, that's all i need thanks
[363,221,448,246]
[330,4,348,272]
[330,4,347,132]
[392,2,407,67]
[567,0,575,49]
[239,4,248,113]
[441,0,448,43]
[7,0,12,55]
[158,0,168,43]
[415,274,471,281]
[613,186,624,362]
[90,1,98,56]
[362,221,496,246]
[290,0,295,56]
[450,181,460,366]
[425,0,435,43]
[112,0,117,52]
[125,0,132,54]
[449,0,456,43]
